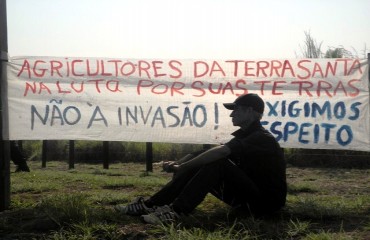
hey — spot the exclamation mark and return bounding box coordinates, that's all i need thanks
[118,107,122,126]
[214,103,219,130]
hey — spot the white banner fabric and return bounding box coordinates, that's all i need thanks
[4,57,370,151]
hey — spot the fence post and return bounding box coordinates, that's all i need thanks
[42,140,47,168]
[0,0,10,212]
[146,142,153,172]
[0,141,9,211]
[69,140,75,169]
[18,140,22,151]
[103,141,109,169]
[368,53,370,79]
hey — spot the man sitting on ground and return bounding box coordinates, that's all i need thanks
[115,93,287,225]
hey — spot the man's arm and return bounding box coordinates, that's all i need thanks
[162,153,194,172]
[176,145,231,172]
[176,153,196,164]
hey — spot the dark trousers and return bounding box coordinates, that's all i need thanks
[147,158,263,214]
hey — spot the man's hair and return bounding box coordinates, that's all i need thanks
[240,105,263,120]
[254,111,263,120]
[249,107,263,120]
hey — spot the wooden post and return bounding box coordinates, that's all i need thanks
[368,53,370,78]
[18,140,23,151]
[42,140,47,168]
[0,0,10,212]
[0,140,9,211]
[69,140,75,169]
[103,141,109,169]
[146,142,153,172]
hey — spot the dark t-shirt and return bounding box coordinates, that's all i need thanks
[225,120,287,208]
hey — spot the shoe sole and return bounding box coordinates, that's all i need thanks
[140,215,160,225]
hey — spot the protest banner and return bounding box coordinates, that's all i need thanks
[3,57,369,151]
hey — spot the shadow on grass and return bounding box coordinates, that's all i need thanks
[2,163,369,239]
[0,196,368,240]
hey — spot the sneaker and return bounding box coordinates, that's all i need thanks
[114,197,153,216]
[141,205,179,225]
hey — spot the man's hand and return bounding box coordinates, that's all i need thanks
[162,161,178,173]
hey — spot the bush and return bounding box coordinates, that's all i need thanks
[19,140,205,163]
[285,149,370,168]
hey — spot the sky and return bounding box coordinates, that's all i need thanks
[6,0,370,59]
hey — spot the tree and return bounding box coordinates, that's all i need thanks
[324,46,359,58]
[290,31,370,168]
[297,30,323,58]
[297,31,367,59]
[324,48,344,58]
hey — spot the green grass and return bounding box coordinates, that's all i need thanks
[0,161,369,239]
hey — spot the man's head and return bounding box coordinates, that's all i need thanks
[223,94,264,128]
[223,93,264,113]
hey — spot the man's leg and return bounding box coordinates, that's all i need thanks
[209,160,261,210]
[168,159,230,214]
[140,159,264,225]
[145,150,208,207]
[171,159,261,214]
[140,163,220,225]
[146,165,201,207]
